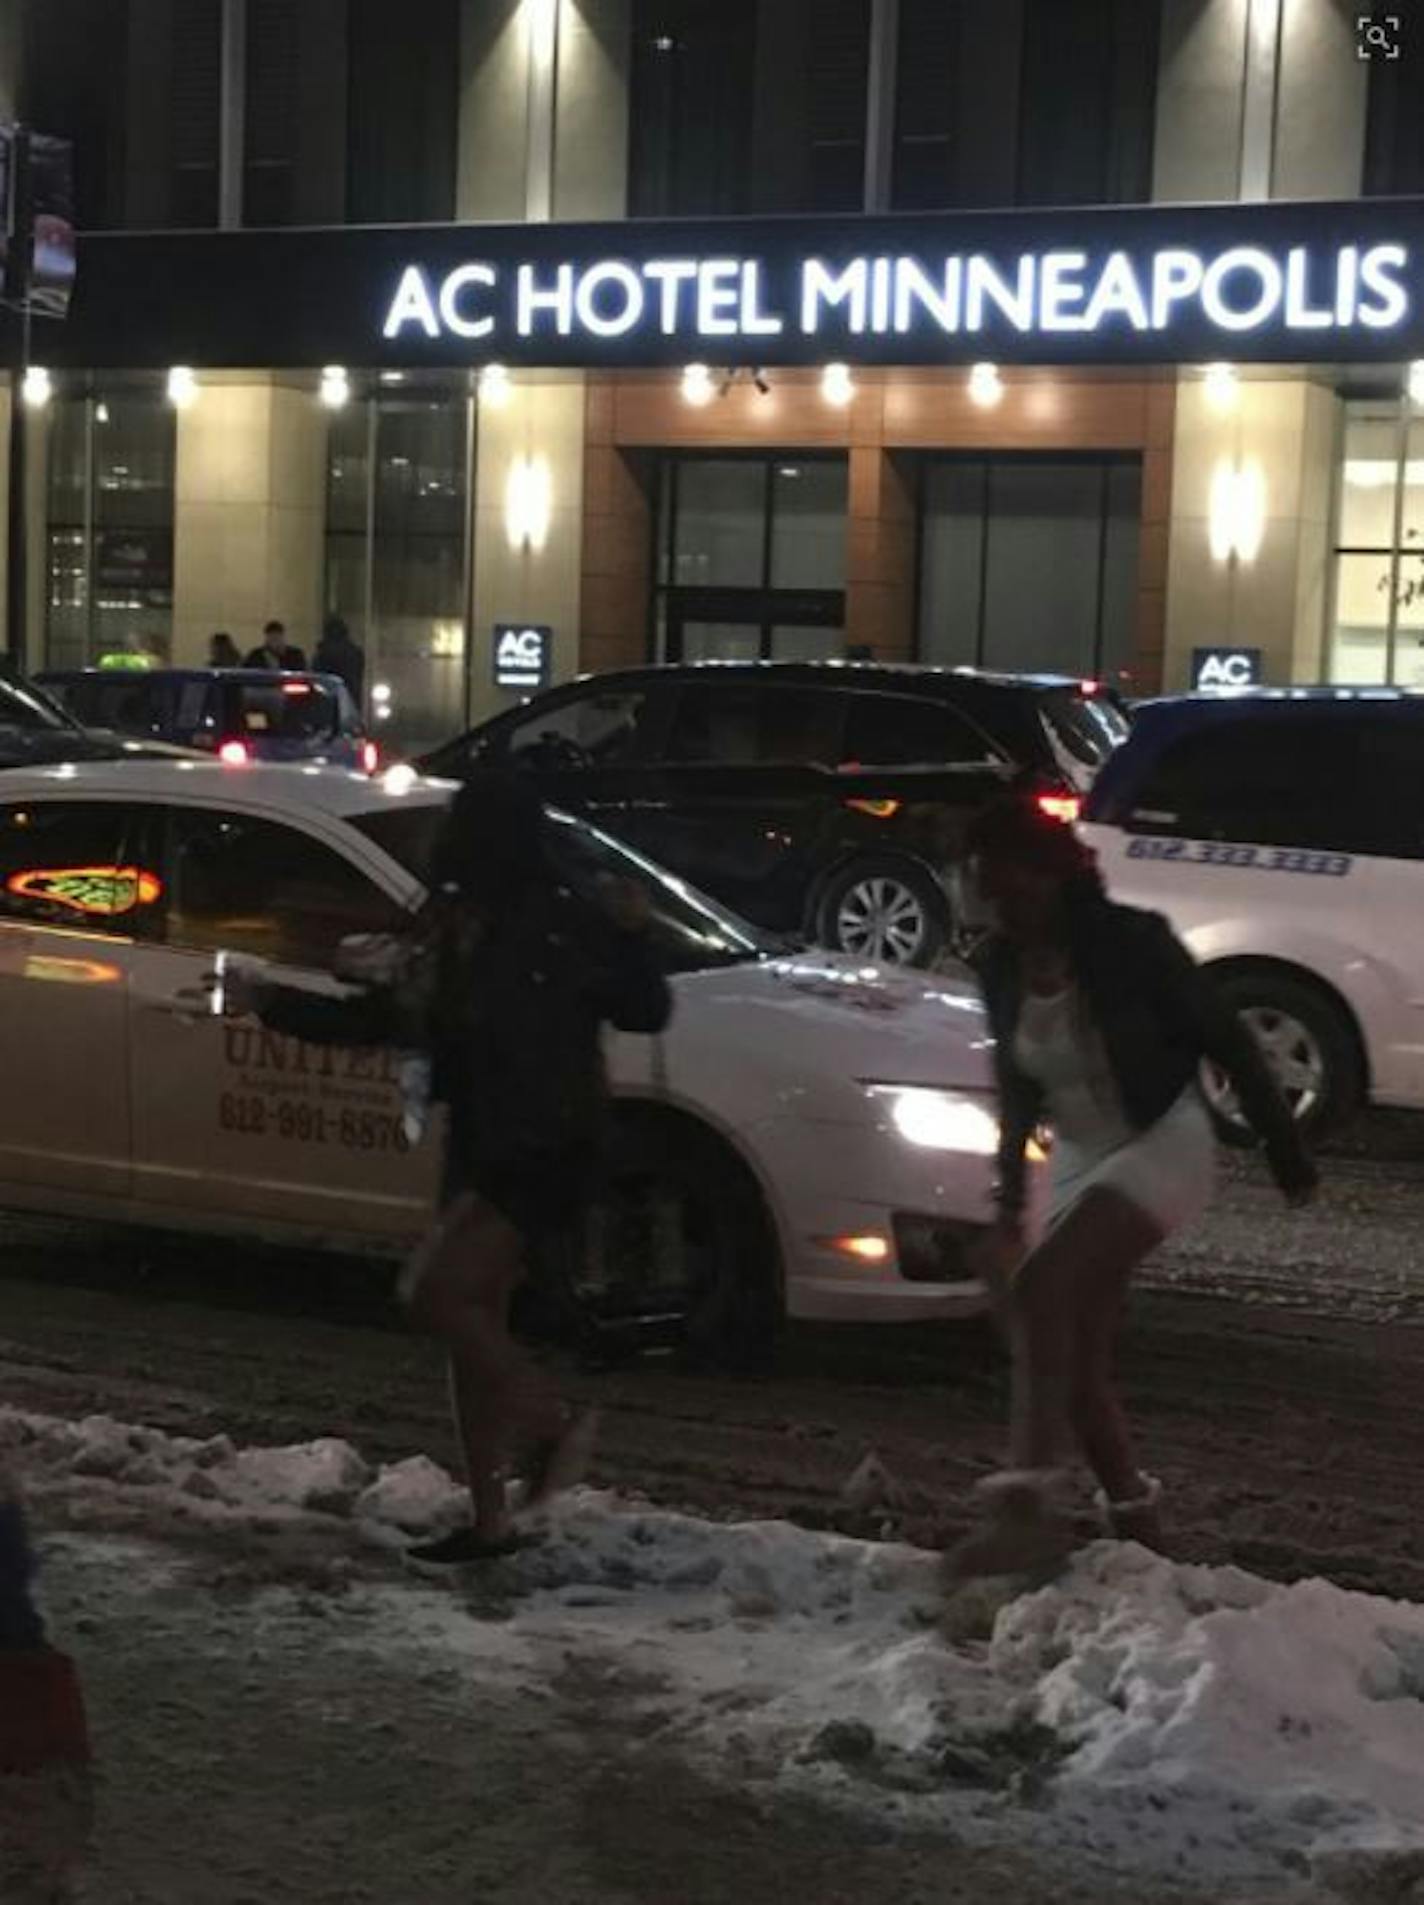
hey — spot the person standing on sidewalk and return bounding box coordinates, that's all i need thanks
[945,791,1318,1580]
[223,771,671,1565]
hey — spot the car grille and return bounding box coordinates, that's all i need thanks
[892,1214,991,1284]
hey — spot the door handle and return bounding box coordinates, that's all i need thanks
[154,983,216,1022]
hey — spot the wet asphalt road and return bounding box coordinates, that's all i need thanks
[0,1112,1422,1601]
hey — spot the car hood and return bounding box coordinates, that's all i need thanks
[0,729,203,768]
[666,952,994,1092]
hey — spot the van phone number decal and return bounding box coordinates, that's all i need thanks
[1126,838,1353,877]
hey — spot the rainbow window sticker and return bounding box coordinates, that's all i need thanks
[6,865,163,918]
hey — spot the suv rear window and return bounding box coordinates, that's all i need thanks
[222,679,344,742]
[1038,688,1129,772]
[842,694,997,767]
[1114,710,1423,858]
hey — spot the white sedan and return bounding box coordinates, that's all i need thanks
[0,759,1029,1335]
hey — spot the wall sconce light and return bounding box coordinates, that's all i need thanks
[505,454,553,552]
[21,366,52,408]
[967,362,1003,408]
[1408,360,1424,408]
[319,365,350,409]
[479,363,512,408]
[821,362,855,407]
[525,0,558,70]
[1203,362,1238,413]
[681,363,715,407]
[167,365,198,408]
[1208,457,1266,564]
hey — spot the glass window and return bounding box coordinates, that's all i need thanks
[770,463,848,590]
[629,0,755,216]
[769,627,845,663]
[72,676,171,740]
[663,685,844,765]
[171,0,223,226]
[1364,32,1424,196]
[324,390,469,754]
[0,802,153,934]
[673,462,766,588]
[162,810,404,966]
[347,0,459,221]
[220,680,344,744]
[893,0,1156,210]
[1130,717,1394,855]
[1330,403,1424,687]
[506,689,648,767]
[918,458,1140,681]
[843,694,996,767]
[46,393,176,672]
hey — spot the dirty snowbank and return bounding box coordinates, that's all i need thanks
[9,1406,1424,1900]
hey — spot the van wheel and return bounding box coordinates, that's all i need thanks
[568,1112,782,1370]
[817,857,949,968]
[1201,970,1363,1144]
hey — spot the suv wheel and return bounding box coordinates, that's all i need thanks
[817,856,949,968]
[1201,970,1363,1143]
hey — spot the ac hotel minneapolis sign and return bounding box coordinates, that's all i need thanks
[45,196,1424,370]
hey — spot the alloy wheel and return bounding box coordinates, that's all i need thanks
[834,877,928,964]
[1200,1005,1327,1127]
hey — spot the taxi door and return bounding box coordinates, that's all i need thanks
[0,795,142,1202]
[124,801,438,1244]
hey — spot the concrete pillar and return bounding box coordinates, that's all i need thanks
[469,372,586,722]
[1163,374,1337,690]
[171,377,327,667]
[1154,0,1366,202]
[0,0,23,121]
[459,0,628,222]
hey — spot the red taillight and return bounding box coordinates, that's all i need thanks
[1036,791,1081,824]
[281,680,313,696]
[218,740,250,766]
[361,740,379,775]
[1079,679,1099,698]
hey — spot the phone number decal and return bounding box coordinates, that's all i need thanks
[1126,838,1352,877]
[220,1093,411,1152]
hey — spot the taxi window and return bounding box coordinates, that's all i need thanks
[160,809,405,967]
[0,801,155,934]
[223,680,340,743]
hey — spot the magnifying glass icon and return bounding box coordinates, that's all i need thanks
[1367,21,1389,47]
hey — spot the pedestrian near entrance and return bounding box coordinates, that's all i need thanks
[946,791,1318,1580]
[208,631,242,669]
[244,619,306,671]
[312,613,365,705]
[223,771,671,1564]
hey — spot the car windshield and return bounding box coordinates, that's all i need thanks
[350,800,781,972]
[0,668,75,734]
[1038,687,1130,772]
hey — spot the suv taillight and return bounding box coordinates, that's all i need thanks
[1036,791,1081,825]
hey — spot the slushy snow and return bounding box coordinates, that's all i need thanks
[9,1403,1424,1899]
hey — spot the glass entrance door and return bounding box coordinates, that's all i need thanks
[657,455,847,663]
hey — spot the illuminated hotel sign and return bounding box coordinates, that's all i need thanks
[52,198,1424,369]
[383,243,1411,353]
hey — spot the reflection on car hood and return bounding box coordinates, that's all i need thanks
[667,951,994,1091]
[0,729,204,769]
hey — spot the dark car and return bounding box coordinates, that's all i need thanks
[39,667,377,773]
[0,659,201,770]
[419,662,1127,965]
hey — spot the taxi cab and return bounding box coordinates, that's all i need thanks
[1082,692,1424,1137]
[0,759,1026,1339]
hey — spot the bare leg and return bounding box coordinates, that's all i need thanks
[405,1195,561,1538]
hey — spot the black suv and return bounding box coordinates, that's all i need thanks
[420,663,1127,965]
[0,660,197,770]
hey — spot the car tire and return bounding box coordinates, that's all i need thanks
[551,1109,783,1371]
[1201,969,1363,1145]
[815,856,950,968]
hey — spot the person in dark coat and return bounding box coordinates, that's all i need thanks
[244,619,306,671]
[944,790,1317,1580]
[223,772,671,1565]
[208,631,242,669]
[312,614,365,705]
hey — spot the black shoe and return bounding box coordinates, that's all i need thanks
[404,1528,527,1568]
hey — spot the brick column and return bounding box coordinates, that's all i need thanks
[846,444,916,662]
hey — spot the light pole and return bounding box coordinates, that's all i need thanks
[4,123,32,668]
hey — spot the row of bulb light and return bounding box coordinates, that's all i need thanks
[680,361,1006,409]
[19,363,518,411]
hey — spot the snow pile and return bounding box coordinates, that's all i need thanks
[11,1406,1424,1896]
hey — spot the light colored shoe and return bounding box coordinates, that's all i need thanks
[940,1469,1077,1584]
[1096,1473,1167,1552]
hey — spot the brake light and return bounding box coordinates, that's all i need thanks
[281,680,313,696]
[1079,679,1099,698]
[219,740,250,766]
[361,740,379,775]
[1036,791,1081,824]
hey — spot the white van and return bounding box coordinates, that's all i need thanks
[1081,693,1424,1135]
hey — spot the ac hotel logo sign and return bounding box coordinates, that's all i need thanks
[384,241,1411,356]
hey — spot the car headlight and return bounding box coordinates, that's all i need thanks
[864,1085,1000,1155]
